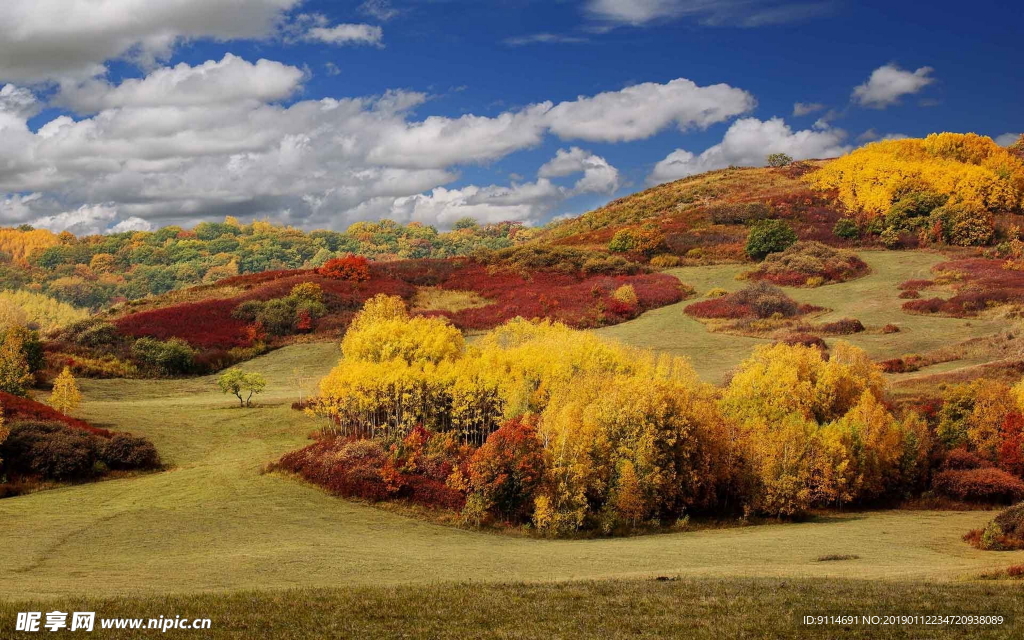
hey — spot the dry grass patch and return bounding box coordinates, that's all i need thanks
[412,287,493,312]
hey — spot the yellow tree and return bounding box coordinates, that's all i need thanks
[0,332,32,396]
[50,367,82,415]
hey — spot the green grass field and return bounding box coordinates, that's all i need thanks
[2,249,1021,637]
[598,250,1003,383]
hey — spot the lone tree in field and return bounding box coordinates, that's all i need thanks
[766,152,794,168]
[218,369,267,408]
[50,366,82,415]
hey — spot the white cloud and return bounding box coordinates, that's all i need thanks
[996,133,1022,147]
[852,64,935,109]
[544,78,755,142]
[305,24,384,47]
[0,65,728,231]
[388,148,620,228]
[585,0,835,27]
[539,147,621,195]
[793,102,824,117]
[0,84,41,120]
[0,0,303,83]
[56,55,305,112]
[647,117,851,185]
[359,0,400,22]
[27,204,146,236]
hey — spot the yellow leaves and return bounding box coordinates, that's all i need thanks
[0,290,90,333]
[0,228,60,265]
[341,294,465,365]
[808,133,1024,216]
[49,366,82,416]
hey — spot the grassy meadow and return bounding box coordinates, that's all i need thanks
[2,250,1022,637]
[599,250,1004,383]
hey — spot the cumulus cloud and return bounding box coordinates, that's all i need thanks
[585,0,835,27]
[996,133,1022,147]
[647,117,851,185]
[0,0,303,83]
[27,204,150,236]
[793,102,825,117]
[56,55,305,112]
[545,78,755,142]
[387,148,620,228]
[852,64,935,109]
[0,65,734,231]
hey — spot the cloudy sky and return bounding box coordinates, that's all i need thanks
[0,0,1019,235]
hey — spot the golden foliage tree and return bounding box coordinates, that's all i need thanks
[0,331,32,396]
[809,133,1024,216]
[0,228,60,264]
[49,366,82,415]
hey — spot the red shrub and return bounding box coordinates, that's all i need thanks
[317,256,371,282]
[998,412,1024,477]
[932,468,1024,503]
[881,324,901,334]
[899,279,934,290]
[468,418,545,521]
[115,298,253,349]
[819,318,865,335]
[904,260,1024,317]
[0,391,110,437]
[943,448,986,471]
[899,290,920,299]
[1008,565,1024,577]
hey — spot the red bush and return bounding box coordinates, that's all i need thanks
[115,298,254,349]
[0,391,110,437]
[932,467,1024,503]
[903,260,1024,317]
[999,413,1024,477]
[468,418,545,521]
[899,290,920,299]
[317,256,371,282]
[779,333,827,350]
[899,279,934,290]
[943,448,986,471]
[820,318,865,335]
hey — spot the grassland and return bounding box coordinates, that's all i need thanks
[3,578,1024,639]
[598,250,1004,383]
[2,334,1023,602]
[2,247,1022,638]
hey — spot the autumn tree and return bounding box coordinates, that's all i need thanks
[218,369,267,407]
[0,331,32,396]
[0,404,7,475]
[49,367,82,415]
[468,418,546,521]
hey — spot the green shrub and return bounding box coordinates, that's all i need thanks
[766,153,793,168]
[745,220,798,260]
[832,218,860,240]
[131,337,197,375]
[929,205,996,247]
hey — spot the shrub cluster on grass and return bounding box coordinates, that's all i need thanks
[744,241,868,287]
[0,420,159,485]
[685,282,817,321]
[964,502,1024,551]
[903,259,1024,317]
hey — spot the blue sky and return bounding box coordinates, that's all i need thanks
[0,0,1019,234]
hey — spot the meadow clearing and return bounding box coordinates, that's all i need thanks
[3,249,1024,639]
